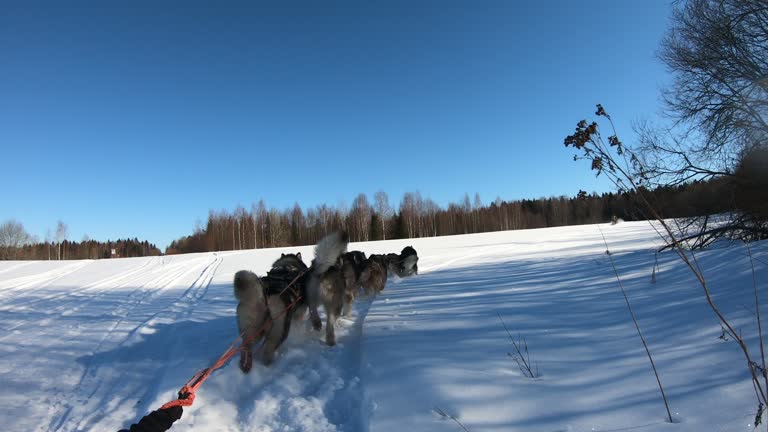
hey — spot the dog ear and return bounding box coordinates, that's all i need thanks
[281,253,285,257]
[296,252,302,260]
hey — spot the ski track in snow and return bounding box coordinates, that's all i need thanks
[0,261,35,277]
[0,223,766,431]
[50,255,224,432]
[0,260,93,297]
[0,257,160,315]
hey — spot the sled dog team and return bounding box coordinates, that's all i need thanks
[233,231,419,372]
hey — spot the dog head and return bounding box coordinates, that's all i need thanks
[402,246,418,275]
[271,252,309,273]
[390,247,418,277]
[343,250,367,267]
[400,246,417,258]
[399,254,418,276]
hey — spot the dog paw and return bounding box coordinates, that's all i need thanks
[239,351,253,374]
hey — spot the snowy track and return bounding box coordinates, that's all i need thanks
[0,222,766,431]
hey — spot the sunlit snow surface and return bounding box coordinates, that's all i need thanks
[0,221,765,431]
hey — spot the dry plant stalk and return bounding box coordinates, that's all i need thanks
[597,225,673,423]
[433,406,471,432]
[565,104,768,427]
[497,313,540,379]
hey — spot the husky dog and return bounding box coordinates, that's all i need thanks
[339,251,367,316]
[360,253,389,295]
[360,246,419,295]
[383,253,400,277]
[384,246,419,278]
[233,270,267,372]
[234,232,349,370]
[392,246,419,277]
[233,252,309,371]
[305,231,350,346]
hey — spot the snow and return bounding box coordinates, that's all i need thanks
[0,221,766,431]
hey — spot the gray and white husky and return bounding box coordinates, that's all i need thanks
[233,252,308,370]
[339,250,367,316]
[305,231,350,346]
[360,253,388,296]
[233,231,349,371]
[391,246,418,277]
[360,246,419,295]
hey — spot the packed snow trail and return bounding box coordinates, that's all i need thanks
[0,222,765,431]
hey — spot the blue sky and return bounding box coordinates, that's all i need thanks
[0,1,672,250]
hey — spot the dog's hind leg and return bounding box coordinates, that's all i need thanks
[342,267,356,317]
[342,287,355,317]
[306,276,323,330]
[308,304,322,330]
[239,349,253,373]
[325,309,338,346]
[341,299,351,317]
[236,302,268,374]
[359,267,373,297]
[325,294,344,346]
[261,296,289,366]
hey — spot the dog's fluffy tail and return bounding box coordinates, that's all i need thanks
[312,231,349,274]
[234,270,264,303]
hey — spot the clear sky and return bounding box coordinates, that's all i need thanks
[0,1,672,250]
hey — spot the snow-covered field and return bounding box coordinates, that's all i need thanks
[1,221,766,431]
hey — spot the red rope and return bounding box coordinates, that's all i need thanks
[159,269,307,410]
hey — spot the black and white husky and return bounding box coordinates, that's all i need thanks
[233,231,349,371]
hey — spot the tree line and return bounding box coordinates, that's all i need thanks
[1,176,743,260]
[14,238,162,260]
[166,179,737,255]
[0,219,161,260]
